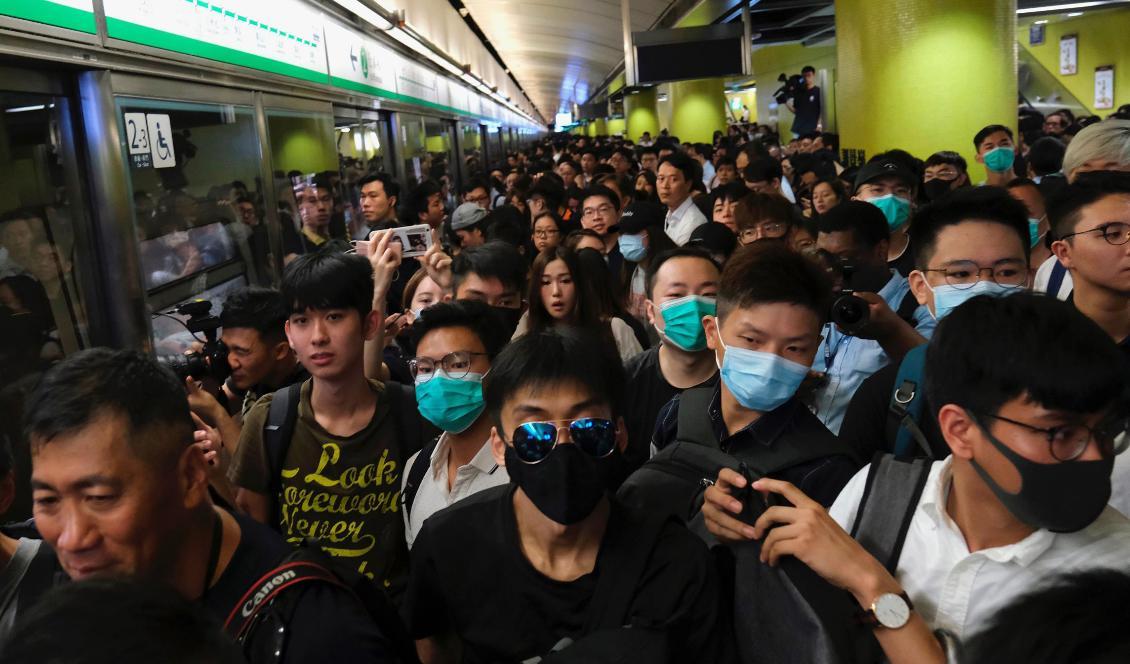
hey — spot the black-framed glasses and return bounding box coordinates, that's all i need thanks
[504,418,618,464]
[408,351,488,383]
[739,222,788,243]
[922,259,1028,289]
[974,411,1130,461]
[1058,222,1130,246]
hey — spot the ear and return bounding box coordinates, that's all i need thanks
[645,299,660,329]
[908,269,931,308]
[284,319,295,348]
[974,151,985,165]
[178,443,212,510]
[272,339,291,362]
[615,416,629,453]
[489,426,507,467]
[389,196,398,210]
[936,404,977,460]
[1051,240,1074,269]
[362,309,383,341]
[703,315,720,352]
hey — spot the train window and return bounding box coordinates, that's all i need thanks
[461,123,485,179]
[116,98,270,352]
[265,110,345,256]
[335,115,391,240]
[398,113,458,198]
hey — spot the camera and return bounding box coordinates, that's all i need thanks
[773,73,805,105]
[815,251,892,335]
[158,299,231,382]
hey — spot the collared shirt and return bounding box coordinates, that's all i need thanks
[401,433,508,549]
[830,457,1130,639]
[652,387,857,507]
[811,271,935,434]
[664,196,708,246]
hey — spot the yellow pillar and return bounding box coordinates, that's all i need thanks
[836,0,1016,180]
[625,88,660,142]
[669,78,726,144]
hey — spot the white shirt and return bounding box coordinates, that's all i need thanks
[830,457,1130,639]
[401,433,509,549]
[1110,452,1130,518]
[1033,254,1073,300]
[664,196,708,246]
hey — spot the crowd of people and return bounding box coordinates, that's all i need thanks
[3,96,1130,664]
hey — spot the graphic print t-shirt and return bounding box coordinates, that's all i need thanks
[230,379,412,597]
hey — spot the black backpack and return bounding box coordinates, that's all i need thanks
[617,387,847,524]
[730,453,933,664]
[222,539,419,664]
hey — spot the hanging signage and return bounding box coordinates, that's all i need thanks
[323,18,397,97]
[396,58,439,105]
[0,0,96,35]
[103,0,329,84]
[1096,66,1115,110]
[1060,34,1078,76]
[1029,22,1045,46]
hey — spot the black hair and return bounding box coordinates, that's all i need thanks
[451,241,527,296]
[358,172,400,201]
[220,286,287,343]
[716,156,737,169]
[714,181,750,204]
[973,124,1015,150]
[658,152,703,185]
[23,348,192,468]
[411,300,509,360]
[645,247,720,298]
[532,211,564,233]
[582,184,622,213]
[484,211,530,252]
[816,200,890,249]
[717,242,831,322]
[743,156,783,183]
[461,177,490,197]
[802,65,815,75]
[406,179,442,221]
[1048,171,1130,239]
[637,145,659,158]
[281,250,374,318]
[924,151,968,173]
[1006,177,1040,193]
[910,186,1031,269]
[483,326,625,426]
[0,577,244,664]
[1027,136,1067,177]
[528,247,598,333]
[964,570,1130,664]
[926,292,1125,418]
[693,143,715,161]
[529,177,566,211]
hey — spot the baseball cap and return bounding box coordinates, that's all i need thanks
[617,201,666,235]
[689,222,737,258]
[853,159,917,193]
[451,202,488,231]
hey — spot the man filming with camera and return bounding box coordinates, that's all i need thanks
[786,65,822,139]
[809,201,934,435]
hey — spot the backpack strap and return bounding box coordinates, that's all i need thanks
[402,437,441,525]
[1047,260,1067,298]
[223,558,348,640]
[895,289,921,325]
[264,382,303,532]
[583,508,671,632]
[675,387,719,449]
[889,345,933,458]
[849,453,933,573]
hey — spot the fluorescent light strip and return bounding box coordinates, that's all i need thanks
[1017,1,1125,14]
[5,104,47,113]
[329,0,393,30]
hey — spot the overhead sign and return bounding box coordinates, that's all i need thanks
[324,18,397,96]
[103,0,329,84]
[0,0,96,34]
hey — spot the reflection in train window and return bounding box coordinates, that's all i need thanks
[116,98,271,350]
[461,123,485,180]
[265,109,344,256]
[335,115,391,240]
[0,94,90,383]
[399,113,458,198]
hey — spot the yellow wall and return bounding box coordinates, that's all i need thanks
[750,43,836,136]
[670,77,726,143]
[268,114,336,175]
[836,0,1016,181]
[1019,8,1130,116]
[625,88,660,142]
[607,118,626,136]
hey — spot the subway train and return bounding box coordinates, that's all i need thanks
[0,0,543,519]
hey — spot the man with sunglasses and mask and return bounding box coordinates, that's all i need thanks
[400,301,510,549]
[403,328,724,663]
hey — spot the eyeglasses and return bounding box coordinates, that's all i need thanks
[504,418,618,464]
[973,411,1130,462]
[408,351,488,383]
[533,229,560,238]
[1058,222,1130,246]
[739,222,787,243]
[922,260,1028,289]
[583,204,615,217]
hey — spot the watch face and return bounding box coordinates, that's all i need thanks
[874,593,911,629]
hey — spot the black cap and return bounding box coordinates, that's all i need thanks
[617,201,666,235]
[689,221,738,257]
[853,159,917,193]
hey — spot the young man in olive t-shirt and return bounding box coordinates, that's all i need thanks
[230,237,423,597]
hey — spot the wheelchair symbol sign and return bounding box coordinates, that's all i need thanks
[145,113,176,169]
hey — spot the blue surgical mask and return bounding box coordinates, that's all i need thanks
[619,232,647,262]
[659,295,716,352]
[415,370,486,433]
[715,334,808,412]
[983,146,1015,173]
[867,194,912,231]
[1029,218,1044,249]
[926,279,1024,320]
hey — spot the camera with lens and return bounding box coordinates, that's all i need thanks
[815,250,892,335]
[773,73,806,105]
[158,299,231,382]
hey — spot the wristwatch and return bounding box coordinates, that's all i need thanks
[859,592,913,630]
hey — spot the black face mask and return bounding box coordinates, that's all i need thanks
[505,444,626,525]
[969,414,1113,533]
[489,305,524,339]
[923,178,956,202]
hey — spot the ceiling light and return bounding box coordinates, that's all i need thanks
[1017,1,1123,14]
[1034,19,1050,23]
[5,104,46,113]
[1067,10,1084,14]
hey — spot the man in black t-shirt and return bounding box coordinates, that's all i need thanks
[24,349,397,663]
[404,328,725,663]
[622,248,720,469]
[787,66,821,137]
